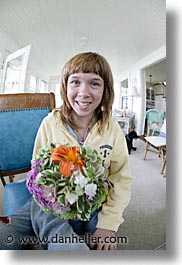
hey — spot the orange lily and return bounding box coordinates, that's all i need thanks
[51,146,85,177]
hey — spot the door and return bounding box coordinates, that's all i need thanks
[0,45,31,94]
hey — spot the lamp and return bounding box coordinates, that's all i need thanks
[128,86,138,117]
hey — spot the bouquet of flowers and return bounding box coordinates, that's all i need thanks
[26,144,110,221]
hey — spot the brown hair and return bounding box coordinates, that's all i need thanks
[60,52,114,134]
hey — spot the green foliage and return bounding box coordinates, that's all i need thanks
[29,144,112,221]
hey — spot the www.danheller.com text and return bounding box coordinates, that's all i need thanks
[4,233,128,245]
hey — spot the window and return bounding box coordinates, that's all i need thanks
[40,80,47,92]
[1,45,31,93]
[29,75,37,92]
[2,57,22,93]
[55,83,62,107]
[121,96,129,110]
[120,79,129,109]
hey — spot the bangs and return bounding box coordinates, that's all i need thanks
[64,53,107,79]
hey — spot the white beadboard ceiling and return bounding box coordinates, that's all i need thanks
[0,0,166,82]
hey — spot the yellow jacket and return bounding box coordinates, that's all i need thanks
[33,109,133,231]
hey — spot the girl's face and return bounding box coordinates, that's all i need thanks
[67,73,104,120]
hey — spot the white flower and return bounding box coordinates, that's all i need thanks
[74,172,89,188]
[75,186,84,196]
[65,193,78,205]
[85,183,97,199]
[35,172,42,183]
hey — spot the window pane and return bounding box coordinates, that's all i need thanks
[40,80,46,92]
[55,83,62,107]
[3,56,22,93]
[29,75,36,92]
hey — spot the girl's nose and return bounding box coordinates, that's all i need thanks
[77,83,91,98]
[77,92,91,98]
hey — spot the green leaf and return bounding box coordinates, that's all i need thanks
[58,194,66,206]
[57,178,67,186]
[45,180,55,186]
[77,211,90,221]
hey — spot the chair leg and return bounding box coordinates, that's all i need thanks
[158,147,162,157]
[0,174,14,186]
[160,147,166,175]
[0,174,6,186]
[9,175,14,182]
[143,141,149,160]
[161,159,166,175]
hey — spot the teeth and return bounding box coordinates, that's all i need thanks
[78,102,90,106]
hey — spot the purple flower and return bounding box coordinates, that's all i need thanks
[103,182,108,188]
[31,159,41,170]
[32,186,54,208]
[41,186,56,203]
[26,159,42,194]
[26,171,38,193]
[33,186,44,206]
[38,186,70,213]
[49,201,70,214]
[85,194,93,201]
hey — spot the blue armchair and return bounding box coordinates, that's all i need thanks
[0,93,55,216]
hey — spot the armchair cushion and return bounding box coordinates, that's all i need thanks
[4,180,31,216]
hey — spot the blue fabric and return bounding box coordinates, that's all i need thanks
[0,197,98,249]
[68,207,101,235]
[4,180,32,216]
[0,108,50,173]
[1,107,50,216]
[0,198,89,250]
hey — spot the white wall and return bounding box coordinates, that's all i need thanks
[155,96,166,112]
[118,45,166,135]
[113,79,121,110]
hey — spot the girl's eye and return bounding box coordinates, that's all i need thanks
[91,82,100,87]
[70,80,80,86]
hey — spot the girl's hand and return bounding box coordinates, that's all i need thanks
[89,228,117,250]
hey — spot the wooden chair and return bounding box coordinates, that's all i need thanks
[0,93,55,186]
[143,119,166,175]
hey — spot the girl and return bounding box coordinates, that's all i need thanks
[0,52,132,250]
